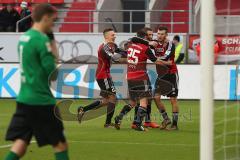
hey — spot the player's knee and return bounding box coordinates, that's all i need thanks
[101,98,109,105]
[108,95,117,104]
[53,141,68,152]
[11,139,28,157]
[170,97,178,106]
[139,98,148,108]
[129,101,137,108]
[154,95,161,102]
[170,97,177,103]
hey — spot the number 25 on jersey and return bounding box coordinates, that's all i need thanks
[127,48,140,65]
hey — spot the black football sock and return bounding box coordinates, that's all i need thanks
[133,104,139,123]
[172,112,179,126]
[135,106,147,125]
[83,100,102,112]
[105,102,115,124]
[159,109,169,120]
[119,104,132,120]
[145,104,152,122]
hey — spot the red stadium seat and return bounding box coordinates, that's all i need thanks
[15,6,21,13]
[32,0,48,3]
[16,0,32,3]
[159,0,189,33]
[216,0,240,15]
[59,24,92,32]
[49,0,64,4]
[60,1,96,32]
[1,0,16,3]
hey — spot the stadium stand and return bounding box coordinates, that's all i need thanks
[215,0,240,15]
[0,0,192,33]
[59,1,96,32]
[160,0,189,33]
[0,0,64,4]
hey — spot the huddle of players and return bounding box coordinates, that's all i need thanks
[78,26,179,132]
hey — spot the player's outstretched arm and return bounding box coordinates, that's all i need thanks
[118,58,127,63]
[155,58,173,65]
[103,42,127,63]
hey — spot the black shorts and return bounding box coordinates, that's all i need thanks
[5,102,66,147]
[128,79,152,101]
[97,78,116,98]
[154,73,179,97]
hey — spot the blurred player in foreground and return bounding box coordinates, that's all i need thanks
[77,28,125,127]
[154,26,180,130]
[114,29,169,131]
[4,4,69,160]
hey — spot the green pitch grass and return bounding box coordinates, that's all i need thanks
[0,99,239,160]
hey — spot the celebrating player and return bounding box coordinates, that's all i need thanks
[114,29,167,131]
[154,26,180,130]
[132,27,160,129]
[77,28,125,127]
[4,4,69,160]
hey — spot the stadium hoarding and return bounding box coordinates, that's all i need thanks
[0,33,187,62]
[188,35,240,64]
[0,63,239,100]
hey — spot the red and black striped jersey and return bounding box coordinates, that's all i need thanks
[96,43,112,79]
[154,40,178,74]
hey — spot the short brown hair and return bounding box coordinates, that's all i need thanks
[32,4,56,22]
[136,28,147,38]
[103,28,114,35]
[143,27,153,32]
[158,26,168,33]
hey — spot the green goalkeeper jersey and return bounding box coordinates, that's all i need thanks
[17,29,56,105]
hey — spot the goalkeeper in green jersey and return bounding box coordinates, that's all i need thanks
[4,4,69,160]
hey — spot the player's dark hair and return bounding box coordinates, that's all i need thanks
[173,35,180,42]
[143,27,153,32]
[158,26,168,33]
[32,4,56,22]
[136,28,147,38]
[103,28,114,35]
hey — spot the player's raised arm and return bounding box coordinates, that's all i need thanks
[146,47,157,62]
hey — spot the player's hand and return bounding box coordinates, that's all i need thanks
[164,60,173,65]
[156,59,172,66]
[103,42,118,54]
[50,40,59,61]
[149,41,158,48]
[46,31,55,41]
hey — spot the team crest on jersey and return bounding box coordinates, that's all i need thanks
[19,35,30,42]
[155,48,165,53]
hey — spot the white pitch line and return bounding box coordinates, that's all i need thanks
[0,141,36,149]
[68,140,198,147]
[0,140,198,149]
[0,144,13,149]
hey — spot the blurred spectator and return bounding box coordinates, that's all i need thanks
[196,40,220,63]
[19,2,32,32]
[173,35,185,64]
[0,4,20,32]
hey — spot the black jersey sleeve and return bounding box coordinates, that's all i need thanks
[146,48,157,62]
